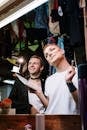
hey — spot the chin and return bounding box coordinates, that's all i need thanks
[50,60,58,66]
[51,58,57,64]
[29,71,35,74]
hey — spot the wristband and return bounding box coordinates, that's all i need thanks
[66,82,77,93]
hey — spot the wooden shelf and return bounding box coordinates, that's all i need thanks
[0,115,81,130]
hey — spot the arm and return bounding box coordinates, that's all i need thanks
[35,90,49,108]
[31,106,40,114]
[66,81,78,104]
[65,66,78,104]
[27,79,49,107]
[71,90,78,104]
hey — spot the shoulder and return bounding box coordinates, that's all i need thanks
[45,72,58,82]
[14,77,25,87]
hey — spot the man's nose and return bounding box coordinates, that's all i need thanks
[49,52,52,57]
[30,63,34,67]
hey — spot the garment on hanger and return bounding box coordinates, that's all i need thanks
[48,0,60,35]
[34,3,48,29]
[58,0,81,46]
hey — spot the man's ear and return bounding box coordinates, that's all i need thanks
[61,49,65,55]
[40,66,44,72]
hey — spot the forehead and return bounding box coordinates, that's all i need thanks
[44,44,58,52]
[29,57,40,63]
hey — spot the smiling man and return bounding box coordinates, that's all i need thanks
[27,55,46,114]
[9,55,45,114]
[36,36,79,114]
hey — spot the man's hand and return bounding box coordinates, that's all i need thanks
[65,66,76,82]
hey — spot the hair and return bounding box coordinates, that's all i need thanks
[29,55,44,67]
[42,35,58,52]
[43,43,56,52]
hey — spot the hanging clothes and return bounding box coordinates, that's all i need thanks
[34,3,48,29]
[48,0,61,35]
[59,0,81,46]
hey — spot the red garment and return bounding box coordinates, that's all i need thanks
[17,20,24,40]
[53,0,58,9]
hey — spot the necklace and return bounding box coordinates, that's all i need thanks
[30,77,40,80]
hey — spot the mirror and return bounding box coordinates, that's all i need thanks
[0,0,86,115]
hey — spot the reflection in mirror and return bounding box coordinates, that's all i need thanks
[0,0,86,116]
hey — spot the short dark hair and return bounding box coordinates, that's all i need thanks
[42,35,58,51]
[29,55,44,67]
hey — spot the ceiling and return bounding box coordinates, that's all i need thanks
[0,0,33,20]
[0,0,48,28]
[0,0,24,13]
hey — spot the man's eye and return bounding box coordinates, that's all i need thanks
[50,48,55,51]
[34,62,39,65]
